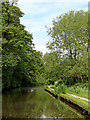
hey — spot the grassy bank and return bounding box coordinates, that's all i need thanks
[44,82,89,114]
[66,83,88,99]
[60,93,89,113]
[49,82,88,99]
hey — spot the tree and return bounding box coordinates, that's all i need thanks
[43,52,61,84]
[47,10,88,60]
[2,0,39,89]
[46,10,88,84]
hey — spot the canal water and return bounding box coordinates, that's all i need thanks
[2,87,84,119]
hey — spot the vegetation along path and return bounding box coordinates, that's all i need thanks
[48,86,90,102]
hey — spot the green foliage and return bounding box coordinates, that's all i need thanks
[44,85,48,89]
[45,10,88,85]
[2,1,88,90]
[47,10,88,56]
[66,82,88,99]
[54,79,63,87]
[54,84,67,95]
[43,52,61,84]
[2,1,45,90]
[60,93,89,112]
[35,73,47,85]
[49,84,55,89]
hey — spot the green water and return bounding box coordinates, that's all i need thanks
[2,87,84,119]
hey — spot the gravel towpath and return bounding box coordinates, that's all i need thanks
[66,93,90,102]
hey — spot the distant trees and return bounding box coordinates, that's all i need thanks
[43,52,60,84]
[45,10,88,85]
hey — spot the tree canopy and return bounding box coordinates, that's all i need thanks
[2,0,45,90]
[45,10,88,85]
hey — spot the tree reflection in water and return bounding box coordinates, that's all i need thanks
[2,87,84,119]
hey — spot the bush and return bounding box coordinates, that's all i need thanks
[66,82,88,98]
[44,86,48,89]
[54,83,67,95]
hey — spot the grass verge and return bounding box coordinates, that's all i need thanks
[60,93,90,113]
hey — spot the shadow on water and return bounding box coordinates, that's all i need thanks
[2,87,85,119]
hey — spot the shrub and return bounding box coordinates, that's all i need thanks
[54,84,67,95]
[44,86,48,89]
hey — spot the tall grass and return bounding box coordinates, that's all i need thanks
[66,84,88,99]
[45,82,88,99]
[52,82,88,99]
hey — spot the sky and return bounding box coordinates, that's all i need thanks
[18,0,88,55]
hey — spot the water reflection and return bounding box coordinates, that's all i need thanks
[2,87,84,119]
[40,114,46,118]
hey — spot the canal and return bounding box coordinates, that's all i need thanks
[2,87,84,119]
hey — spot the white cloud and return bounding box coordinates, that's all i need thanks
[27,25,45,33]
[18,0,88,54]
[18,0,88,15]
[18,0,55,4]
[18,0,88,4]
[20,19,46,33]
[35,44,49,55]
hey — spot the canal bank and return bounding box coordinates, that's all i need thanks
[44,88,90,120]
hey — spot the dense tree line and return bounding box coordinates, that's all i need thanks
[2,0,88,90]
[2,0,44,90]
[44,10,88,85]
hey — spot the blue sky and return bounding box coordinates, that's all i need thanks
[18,0,88,54]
